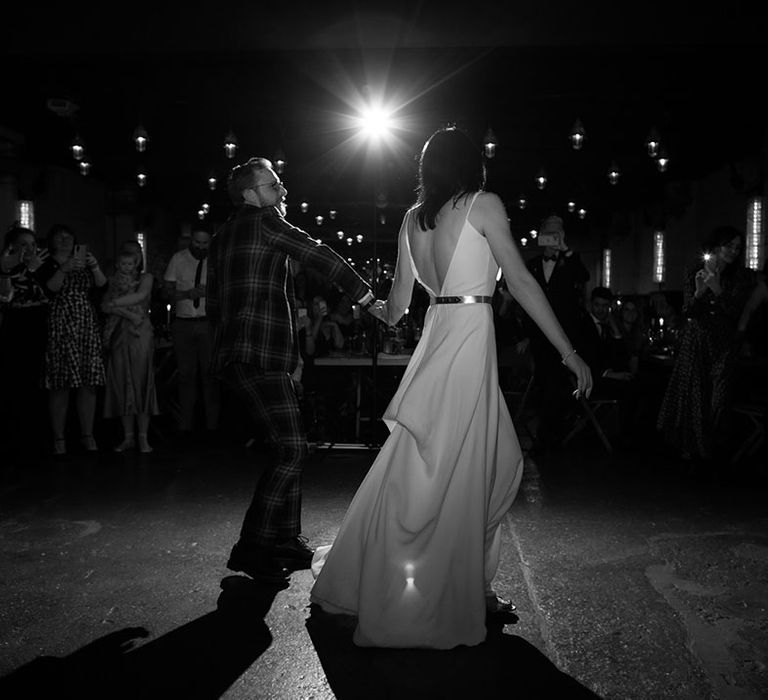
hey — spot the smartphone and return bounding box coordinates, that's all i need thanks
[74,244,87,262]
[537,233,561,247]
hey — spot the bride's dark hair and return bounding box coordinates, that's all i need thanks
[414,126,486,231]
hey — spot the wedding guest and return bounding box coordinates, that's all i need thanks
[101,240,158,453]
[522,214,590,451]
[615,297,648,377]
[37,224,107,455]
[305,294,345,359]
[657,225,754,461]
[163,229,221,439]
[0,226,50,459]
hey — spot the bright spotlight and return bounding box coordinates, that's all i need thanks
[357,104,393,140]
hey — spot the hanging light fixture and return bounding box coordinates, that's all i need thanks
[607,160,620,185]
[567,200,576,212]
[71,135,85,161]
[535,168,547,190]
[518,195,527,210]
[133,124,149,152]
[197,209,206,220]
[201,203,210,214]
[336,230,344,240]
[346,237,353,246]
[329,209,337,220]
[578,207,587,220]
[301,202,309,213]
[224,130,238,159]
[79,160,91,176]
[137,169,148,187]
[645,128,661,158]
[315,215,324,226]
[520,237,528,246]
[530,229,538,240]
[569,119,585,150]
[656,147,669,173]
[273,149,286,174]
[483,128,498,158]
[356,234,364,243]
[208,173,217,191]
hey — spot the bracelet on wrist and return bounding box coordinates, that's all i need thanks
[561,348,578,365]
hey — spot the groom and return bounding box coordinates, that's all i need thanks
[207,157,379,584]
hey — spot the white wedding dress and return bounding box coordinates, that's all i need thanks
[309,193,523,649]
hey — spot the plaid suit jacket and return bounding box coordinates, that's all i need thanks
[207,204,371,375]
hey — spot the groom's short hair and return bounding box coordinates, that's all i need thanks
[227,157,272,205]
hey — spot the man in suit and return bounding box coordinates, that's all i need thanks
[207,156,380,584]
[521,215,590,451]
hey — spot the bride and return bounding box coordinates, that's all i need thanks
[310,126,592,649]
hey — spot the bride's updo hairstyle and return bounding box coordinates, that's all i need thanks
[414,126,486,231]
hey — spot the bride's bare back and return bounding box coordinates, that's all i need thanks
[408,195,477,295]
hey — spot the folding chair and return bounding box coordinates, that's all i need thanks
[562,393,619,454]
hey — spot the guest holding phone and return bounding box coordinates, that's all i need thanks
[657,226,753,463]
[0,226,50,461]
[36,224,107,456]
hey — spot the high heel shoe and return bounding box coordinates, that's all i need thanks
[81,435,98,452]
[114,435,135,453]
[52,438,67,456]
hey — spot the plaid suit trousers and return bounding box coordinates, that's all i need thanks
[223,363,308,546]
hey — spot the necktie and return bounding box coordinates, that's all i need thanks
[599,322,608,339]
[193,258,203,309]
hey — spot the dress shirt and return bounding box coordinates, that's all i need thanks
[542,256,557,283]
[164,248,208,319]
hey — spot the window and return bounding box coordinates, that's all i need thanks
[746,197,765,271]
[653,231,665,284]
[16,200,34,231]
[601,248,612,289]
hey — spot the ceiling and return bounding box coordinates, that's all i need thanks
[4,1,767,245]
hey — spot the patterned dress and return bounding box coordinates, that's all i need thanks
[657,262,754,458]
[42,262,105,390]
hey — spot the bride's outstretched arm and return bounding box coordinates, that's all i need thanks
[475,192,593,397]
[379,209,416,326]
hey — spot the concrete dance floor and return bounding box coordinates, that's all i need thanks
[0,431,766,699]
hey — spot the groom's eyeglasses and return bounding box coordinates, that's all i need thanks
[256,180,283,192]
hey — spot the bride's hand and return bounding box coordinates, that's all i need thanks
[564,352,592,399]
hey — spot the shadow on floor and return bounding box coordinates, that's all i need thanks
[306,604,601,699]
[0,576,280,699]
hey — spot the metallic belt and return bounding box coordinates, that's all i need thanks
[432,295,493,305]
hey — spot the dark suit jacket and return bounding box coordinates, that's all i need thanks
[524,251,590,351]
[578,313,630,379]
[207,205,371,375]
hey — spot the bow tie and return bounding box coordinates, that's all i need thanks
[543,255,558,262]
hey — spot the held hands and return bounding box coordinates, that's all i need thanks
[366,299,388,324]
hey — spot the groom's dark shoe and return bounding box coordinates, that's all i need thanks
[273,535,315,571]
[227,542,290,585]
